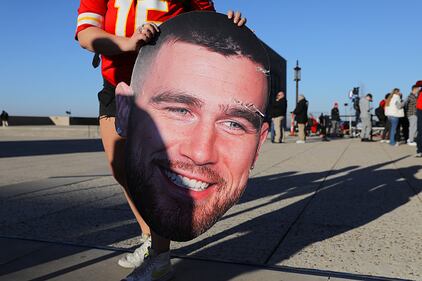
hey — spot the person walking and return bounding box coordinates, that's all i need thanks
[330,102,340,137]
[359,93,373,141]
[0,110,8,127]
[269,91,287,143]
[385,88,405,146]
[405,85,419,146]
[293,95,308,143]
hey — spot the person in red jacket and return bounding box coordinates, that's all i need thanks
[379,93,391,142]
[414,81,422,157]
[76,1,246,279]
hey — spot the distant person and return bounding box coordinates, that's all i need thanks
[385,88,404,147]
[359,93,373,142]
[353,96,361,123]
[377,93,390,143]
[308,114,319,135]
[1,110,9,127]
[269,91,287,143]
[395,92,408,143]
[293,95,308,143]
[319,113,330,141]
[414,81,422,157]
[405,85,419,146]
[330,102,340,137]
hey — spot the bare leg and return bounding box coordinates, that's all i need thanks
[99,116,150,235]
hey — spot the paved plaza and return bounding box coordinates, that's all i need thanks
[0,126,421,281]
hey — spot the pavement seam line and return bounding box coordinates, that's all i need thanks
[0,235,129,254]
[4,177,101,199]
[263,141,352,264]
[0,242,51,268]
[172,253,410,281]
[4,191,122,228]
[1,236,408,281]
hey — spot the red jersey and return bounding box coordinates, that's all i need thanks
[76,0,215,86]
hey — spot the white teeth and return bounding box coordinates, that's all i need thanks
[163,170,210,191]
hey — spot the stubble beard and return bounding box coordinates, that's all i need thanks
[126,152,246,241]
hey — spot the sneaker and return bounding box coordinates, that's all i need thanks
[122,249,173,281]
[416,153,422,158]
[394,143,400,147]
[118,234,152,268]
[296,140,305,144]
[408,142,417,146]
[379,140,385,143]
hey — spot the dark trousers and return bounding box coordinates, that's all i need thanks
[270,121,275,142]
[396,117,409,142]
[417,110,422,153]
[381,118,390,140]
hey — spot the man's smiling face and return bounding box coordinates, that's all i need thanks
[126,41,268,241]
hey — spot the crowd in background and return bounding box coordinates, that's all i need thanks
[373,81,422,157]
[268,91,309,144]
[268,80,422,158]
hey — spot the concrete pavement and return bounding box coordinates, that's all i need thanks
[0,128,421,281]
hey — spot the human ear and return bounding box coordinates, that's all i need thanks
[115,82,134,138]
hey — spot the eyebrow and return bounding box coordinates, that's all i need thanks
[150,90,263,130]
[150,91,204,108]
[223,106,263,130]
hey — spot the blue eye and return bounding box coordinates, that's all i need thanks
[226,121,245,130]
[167,107,189,115]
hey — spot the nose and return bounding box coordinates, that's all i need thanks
[179,122,218,166]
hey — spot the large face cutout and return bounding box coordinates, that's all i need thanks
[121,12,270,241]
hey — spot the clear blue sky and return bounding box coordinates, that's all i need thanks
[1,1,421,117]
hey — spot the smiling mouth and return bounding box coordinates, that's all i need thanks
[163,169,210,192]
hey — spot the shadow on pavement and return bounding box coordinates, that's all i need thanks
[0,139,104,158]
[172,158,421,279]
[1,156,420,280]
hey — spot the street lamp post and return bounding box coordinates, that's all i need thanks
[294,60,302,105]
[290,60,302,136]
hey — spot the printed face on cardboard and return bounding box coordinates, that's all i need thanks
[117,12,270,241]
